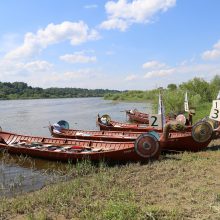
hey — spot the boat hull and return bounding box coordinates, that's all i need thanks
[0,131,161,162]
[161,132,212,152]
[49,126,140,142]
[49,126,211,153]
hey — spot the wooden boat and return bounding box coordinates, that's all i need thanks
[135,119,219,153]
[126,109,149,124]
[96,114,192,132]
[50,120,217,152]
[125,109,177,125]
[97,114,162,132]
[125,92,195,125]
[158,120,217,152]
[49,124,142,142]
[0,130,161,162]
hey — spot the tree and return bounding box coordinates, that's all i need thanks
[167,84,177,90]
[210,75,220,99]
[179,77,212,102]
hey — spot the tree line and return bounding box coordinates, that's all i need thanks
[104,75,220,114]
[0,82,120,100]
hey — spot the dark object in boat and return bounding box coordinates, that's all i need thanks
[57,120,70,129]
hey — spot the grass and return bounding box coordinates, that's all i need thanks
[0,140,220,219]
[193,102,211,122]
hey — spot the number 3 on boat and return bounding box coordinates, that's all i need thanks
[209,100,220,121]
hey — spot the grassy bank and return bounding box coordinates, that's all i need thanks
[104,90,157,102]
[106,91,212,123]
[1,143,220,219]
[192,102,211,122]
[104,76,220,119]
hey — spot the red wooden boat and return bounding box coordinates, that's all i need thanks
[126,109,194,125]
[97,114,162,132]
[126,109,149,124]
[159,120,218,152]
[0,130,161,162]
[135,119,219,153]
[96,114,192,132]
[50,120,218,152]
[49,124,142,142]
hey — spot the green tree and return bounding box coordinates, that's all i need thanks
[179,77,212,102]
[167,84,177,90]
[210,75,220,99]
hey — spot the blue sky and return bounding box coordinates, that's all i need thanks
[0,0,220,90]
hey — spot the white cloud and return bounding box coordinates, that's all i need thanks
[125,74,138,81]
[140,59,220,89]
[100,0,176,31]
[100,18,129,31]
[30,68,103,88]
[0,59,53,77]
[142,60,167,69]
[1,57,220,90]
[202,40,220,60]
[60,53,97,64]
[24,60,53,73]
[0,56,103,88]
[142,60,172,79]
[4,21,100,61]
[144,68,174,78]
[47,69,95,82]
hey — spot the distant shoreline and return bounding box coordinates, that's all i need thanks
[0,81,120,100]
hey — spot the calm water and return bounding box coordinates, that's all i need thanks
[0,97,152,197]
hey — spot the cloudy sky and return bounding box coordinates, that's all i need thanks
[0,0,220,90]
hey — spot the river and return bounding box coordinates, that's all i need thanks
[0,97,152,197]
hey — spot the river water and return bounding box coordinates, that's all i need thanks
[0,97,152,197]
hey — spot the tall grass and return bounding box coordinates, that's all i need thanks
[1,146,220,219]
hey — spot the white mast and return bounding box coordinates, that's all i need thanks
[217,91,220,100]
[158,92,166,128]
[184,91,189,112]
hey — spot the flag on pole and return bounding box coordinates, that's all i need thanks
[184,91,189,112]
[217,91,220,100]
[158,92,166,127]
[158,92,162,115]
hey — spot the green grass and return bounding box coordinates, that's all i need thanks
[105,90,213,123]
[1,142,220,219]
[193,102,211,122]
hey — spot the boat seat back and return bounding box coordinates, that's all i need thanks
[100,114,111,125]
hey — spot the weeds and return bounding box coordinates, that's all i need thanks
[0,141,220,219]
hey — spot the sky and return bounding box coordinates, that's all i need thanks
[0,0,220,90]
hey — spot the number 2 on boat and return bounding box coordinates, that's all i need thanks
[149,114,162,128]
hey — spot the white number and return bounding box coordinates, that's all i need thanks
[209,100,220,121]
